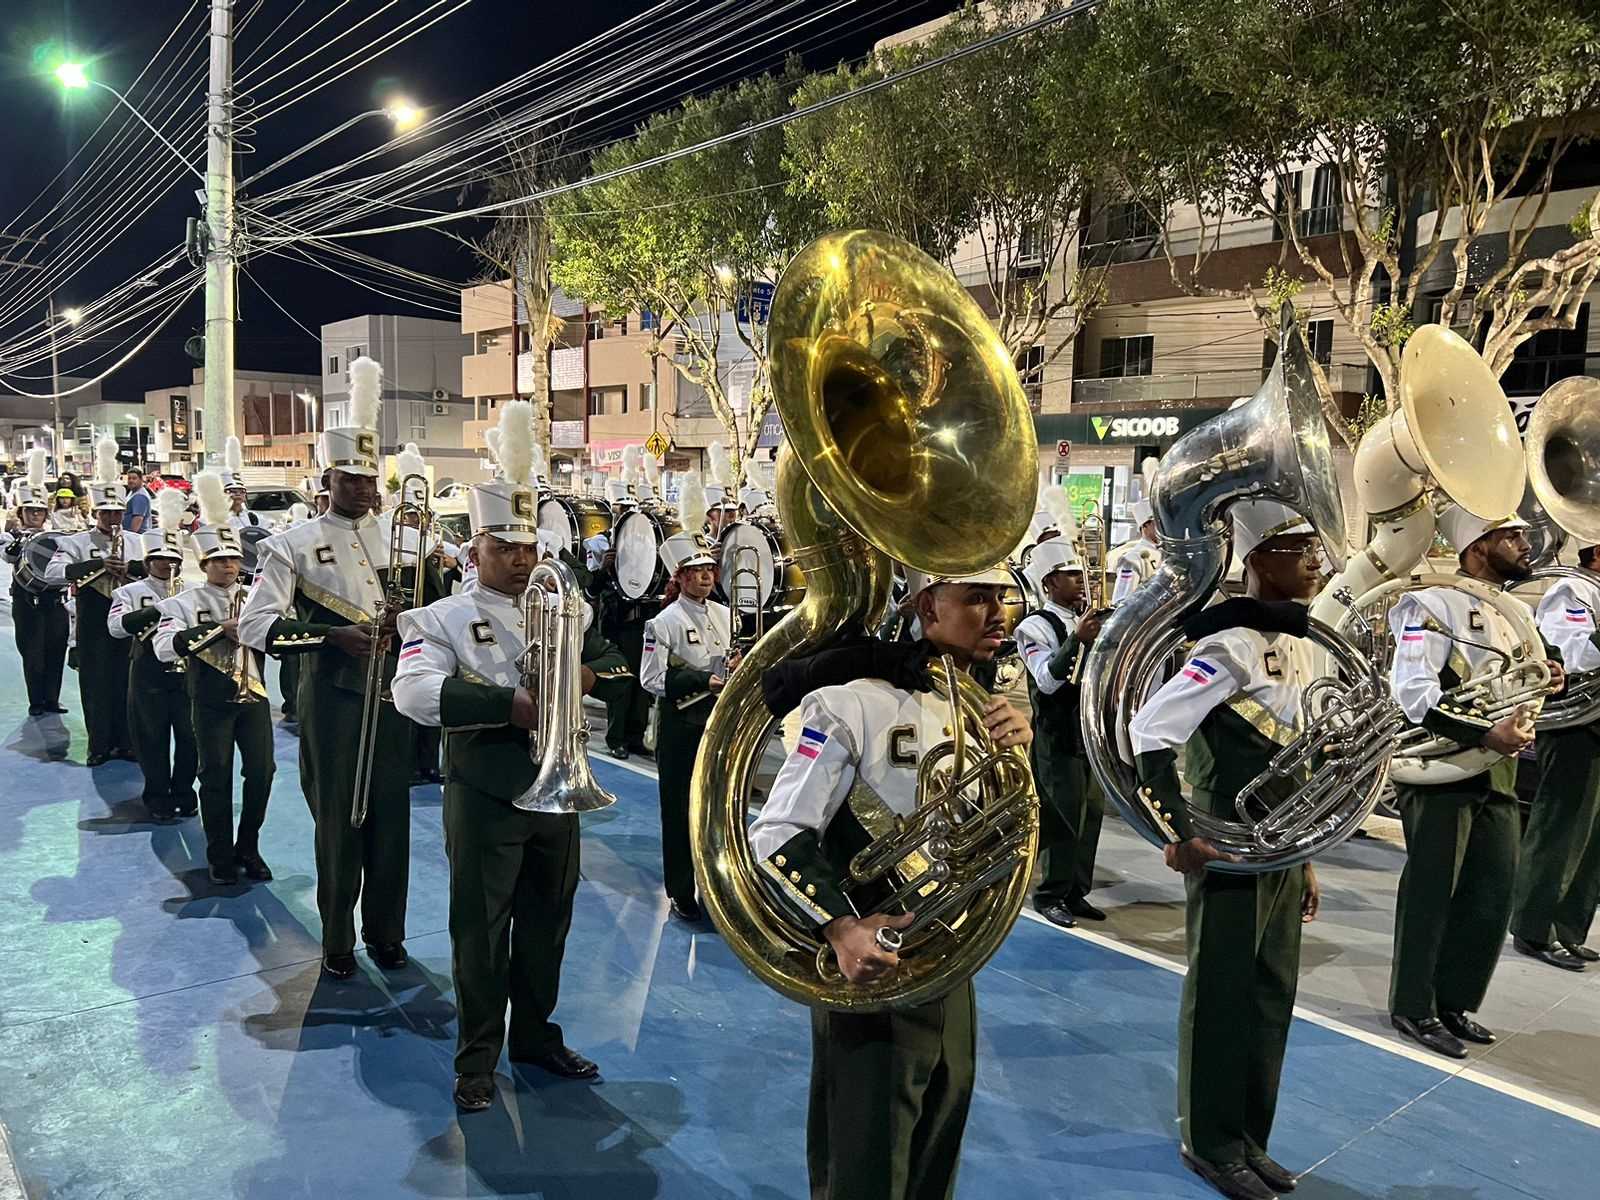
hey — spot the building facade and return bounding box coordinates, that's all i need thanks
[142,369,324,477]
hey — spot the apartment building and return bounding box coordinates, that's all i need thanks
[0,377,103,468]
[142,369,323,474]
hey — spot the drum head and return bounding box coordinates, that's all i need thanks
[18,532,62,593]
[539,498,578,550]
[239,526,273,574]
[615,510,665,600]
[719,521,778,610]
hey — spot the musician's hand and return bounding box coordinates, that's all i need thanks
[1546,660,1566,698]
[982,697,1031,749]
[220,619,241,644]
[1483,707,1535,756]
[580,665,596,694]
[510,686,538,729]
[1163,837,1239,875]
[708,674,726,694]
[1076,610,1106,645]
[1302,863,1321,923]
[824,912,915,984]
[104,557,129,580]
[726,649,744,673]
[326,624,374,658]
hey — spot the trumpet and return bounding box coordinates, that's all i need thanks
[350,475,433,828]
[229,588,255,704]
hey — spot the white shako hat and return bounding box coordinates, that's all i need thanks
[1131,498,1155,527]
[14,448,51,509]
[190,471,243,561]
[88,437,127,510]
[660,530,718,574]
[583,532,610,571]
[141,528,185,562]
[604,478,632,506]
[1024,540,1083,594]
[223,436,247,491]
[903,561,1013,598]
[1232,499,1314,561]
[469,400,539,543]
[396,442,427,504]
[1436,504,1530,556]
[318,356,383,477]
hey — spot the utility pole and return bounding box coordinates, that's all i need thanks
[47,297,64,475]
[203,0,236,468]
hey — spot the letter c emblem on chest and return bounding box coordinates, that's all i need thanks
[1468,608,1485,633]
[315,545,336,565]
[1263,648,1283,679]
[686,628,701,645]
[889,725,919,767]
[469,620,496,645]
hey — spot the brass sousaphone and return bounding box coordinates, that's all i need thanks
[690,230,1039,1012]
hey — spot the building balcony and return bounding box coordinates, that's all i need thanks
[586,410,659,443]
[463,348,515,398]
[1071,362,1368,407]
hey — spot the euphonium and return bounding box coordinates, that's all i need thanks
[691,229,1039,1012]
[510,557,617,814]
[1082,307,1403,871]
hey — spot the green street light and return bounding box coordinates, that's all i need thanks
[55,62,90,90]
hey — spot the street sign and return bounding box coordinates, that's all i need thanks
[1056,439,1072,461]
[644,430,669,459]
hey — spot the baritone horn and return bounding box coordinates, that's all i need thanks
[691,229,1039,1013]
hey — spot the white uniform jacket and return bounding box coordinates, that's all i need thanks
[1536,572,1600,676]
[640,595,732,713]
[153,580,266,697]
[1111,540,1162,605]
[1014,600,1081,696]
[44,527,146,599]
[107,576,177,639]
[237,510,394,655]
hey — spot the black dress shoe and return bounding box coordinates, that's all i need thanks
[86,752,110,767]
[604,745,630,760]
[1513,935,1587,972]
[146,806,179,825]
[28,705,43,717]
[1439,1010,1495,1045]
[113,747,139,762]
[1067,898,1108,922]
[1562,941,1600,963]
[627,742,653,759]
[517,1045,600,1081]
[1181,1151,1276,1200]
[1390,1014,1467,1059]
[424,769,443,784]
[1247,1152,1298,1193]
[236,851,273,882]
[322,953,358,980]
[209,861,239,885]
[46,704,68,714]
[366,942,408,970]
[1037,901,1076,928]
[669,897,702,922]
[453,1073,495,1112]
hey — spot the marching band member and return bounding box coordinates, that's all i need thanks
[747,563,1031,1200]
[45,438,143,765]
[109,488,196,821]
[1385,507,1561,1056]
[593,531,655,761]
[640,529,735,921]
[392,463,631,1112]
[1013,539,1106,927]
[275,503,313,725]
[222,436,262,530]
[1512,543,1600,968]
[1129,500,1324,1200]
[392,446,445,785]
[155,472,273,884]
[5,451,70,716]
[238,357,416,979]
[1111,496,1162,604]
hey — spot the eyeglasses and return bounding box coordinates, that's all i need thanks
[1254,543,1326,565]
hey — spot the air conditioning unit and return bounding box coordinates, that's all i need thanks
[431,388,449,402]
[432,404,447,415]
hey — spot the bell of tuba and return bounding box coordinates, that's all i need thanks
[1526,375,1600,545]
[1082,307,1408,870]
[691,229,1039,1012]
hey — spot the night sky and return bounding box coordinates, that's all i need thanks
[0,0,963,403]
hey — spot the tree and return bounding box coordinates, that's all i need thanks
[1075,0,1600,447]
[550,67,823,485]
[784,0,1109,374]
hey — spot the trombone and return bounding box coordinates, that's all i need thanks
[728,542,766,656]
[351,474,434,827]
[1068,501,1109,686]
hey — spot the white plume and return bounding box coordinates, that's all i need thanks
[707,441,731,488]
[621,443,643,486]
[224,435,244,476]
[193,470,230,527]
[532,443,549,483]
[153,485,187,530]
[348,356,383,429]
[748,457,773,493]
[661,470,676,500]
[396,441,426,485]
[677,469,707,524]
[1041,484,1077,539]
[287,502,311,524]
[26,447,47,491]
[496,400,535,486]
[483,426,502,472]
[94,436,119,485]
[643,452,661,488]
[1141,455,1160,492]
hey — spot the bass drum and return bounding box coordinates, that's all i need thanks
[539,496,613,556]
[613,508,682,601]
[716,518,806,615]
[14,532,63,594]
[239,525,273,579]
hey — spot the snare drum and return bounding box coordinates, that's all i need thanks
[14,532,64,595]
[539,495,613,557]
[613,508,682,600]
[716,518,807,614]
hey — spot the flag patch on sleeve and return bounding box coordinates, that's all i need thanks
[399,638,425,661]
[1401,624,1425,643]
[1568,608,1591,624]
[795,726,829,759]
[1180,659,1218,685]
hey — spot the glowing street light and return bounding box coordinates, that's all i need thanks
[52,56,203,179]
[55,62,90,90]
[61,307,83,325]
[384,99,423,132]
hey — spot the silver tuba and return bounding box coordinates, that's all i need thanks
[511,557,617,814]
[1081,307,1403,871]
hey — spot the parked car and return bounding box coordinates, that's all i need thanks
[246,486,309,516]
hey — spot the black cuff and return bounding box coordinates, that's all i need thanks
[1134,748,1192,841]
[1420,703,1491,748]
[756,830,850,929]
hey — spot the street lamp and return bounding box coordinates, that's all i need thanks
[384,98,423,131]
[54,61,204,180]
[298,390,318,433]
[47,300,83,476]
[240,101,426,190]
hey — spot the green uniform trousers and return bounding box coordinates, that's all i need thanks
[605,620,651,752]
[1512,728,1600,947]
[1178,865,1305,1166]
[194,697,274,868]
[12,588,68,710]
[75,590,131,757]
[1390,778,1519,1019]
[807,981,976,1200]
[655,700,706,905]
[279,653,299,720]
[444,780,580,1075]
[1031,740,1103,906]
[299,682,414,955]
[129,679,197,810]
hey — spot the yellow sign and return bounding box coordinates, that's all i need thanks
[644,430,669,459]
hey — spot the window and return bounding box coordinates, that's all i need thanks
[639,310,659,333]
[1500,303,1590,396]
[349,345,366,362]
[1270,171,1301,241]
[323,403,347,429]
[1306,319,1334,366]
[328,355,340,375]
[1106,201,1156,243]
[641,381,656,411]
[613,315,629,336]
[1301,165,1342,237]
[1098,335,1154,378]
[1018,221,1045,265]
[586,316,605,341]
[588,390,605,416]
[1020,345,1045,411]
[408,400,429,440]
